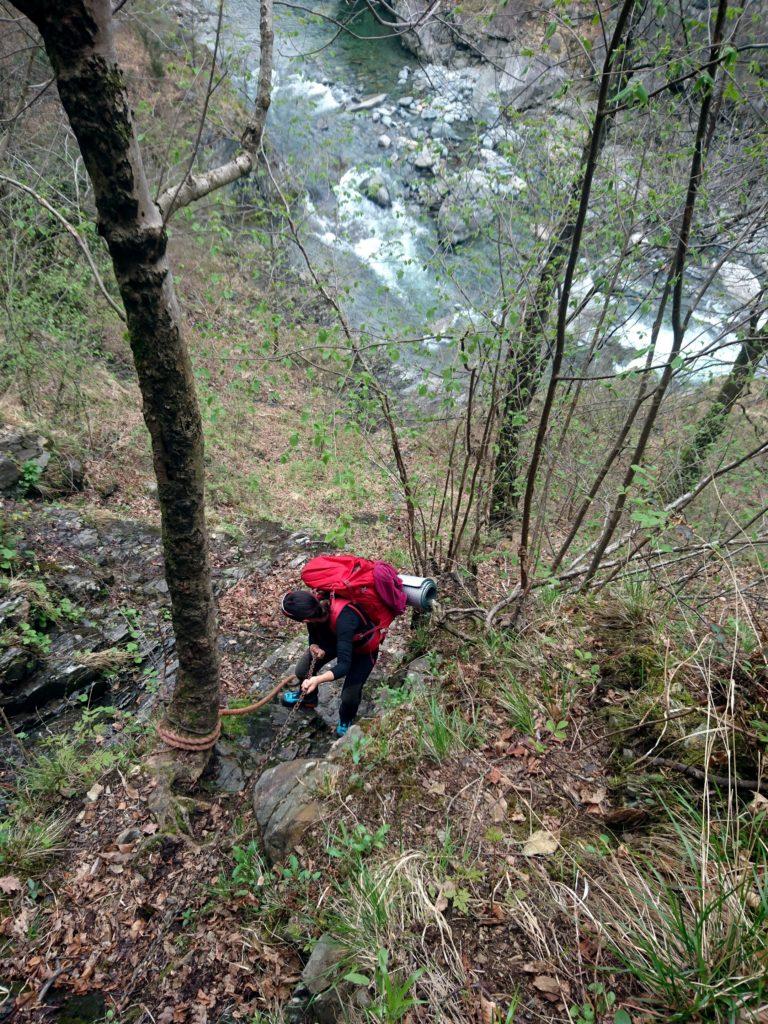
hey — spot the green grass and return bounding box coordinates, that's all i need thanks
[0,813,68,875]
[415,695,480,762]
[21,734,127,804]
[497,677,537,736]
[580,792,768,1022]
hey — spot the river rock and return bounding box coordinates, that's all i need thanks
[348,92,387,112]
[436,169,497,246]
[378,133,392,149]
[430,121,458,141]
[253,757,341,863]
[481,125,523,151]
[360,172,391,208]
[414,148,437,171]
[398,95,414,107]
[719,261,761,306]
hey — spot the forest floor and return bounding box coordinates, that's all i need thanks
[1,496,766,1024]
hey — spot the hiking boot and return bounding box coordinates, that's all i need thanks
[281,688,318,710]
[335,721,350,737]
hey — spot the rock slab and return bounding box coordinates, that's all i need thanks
[253,757,341,863]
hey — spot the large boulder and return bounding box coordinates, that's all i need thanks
[388,0,456,61]
[496,55,567,111]
[360,172,392,208]
[437,167,524,246]
[253,758,341,863]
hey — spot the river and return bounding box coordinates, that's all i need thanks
[220,0,753,380]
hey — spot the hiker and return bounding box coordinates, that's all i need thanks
[279,590,379,737]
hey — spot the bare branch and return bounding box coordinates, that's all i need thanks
[155,0,273,219]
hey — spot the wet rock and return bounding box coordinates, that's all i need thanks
[360,172,392,208]
[253,757,341,862]
[398,94,414,107]
[0,646,40,689]
[414,148,437,171]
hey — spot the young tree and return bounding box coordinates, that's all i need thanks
[9,0,273,764]
[674,321,768,496]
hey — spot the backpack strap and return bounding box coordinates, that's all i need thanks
[330,599,380,651]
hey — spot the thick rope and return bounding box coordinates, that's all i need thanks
[157,673,298,752]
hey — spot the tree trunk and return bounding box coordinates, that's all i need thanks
[514,0,639,593]
[12,0,221,744]
[579,0,730,587]
[674,323,767,496]
[489,11,640,527]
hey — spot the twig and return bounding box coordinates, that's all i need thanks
[642,755,763,794]
[0,173,125,321]
[0,705,29,762]
[37,965,71,1004]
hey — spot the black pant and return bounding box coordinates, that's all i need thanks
[295,646,378,725]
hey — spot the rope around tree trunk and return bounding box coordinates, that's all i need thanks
[157,673,298,751]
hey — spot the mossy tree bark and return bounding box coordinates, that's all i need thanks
[11,0,221,744]
[674,324,768,496]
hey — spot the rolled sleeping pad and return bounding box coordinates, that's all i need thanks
[398,574,438,611]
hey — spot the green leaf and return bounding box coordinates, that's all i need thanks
[615,1010,632,1024]
[343,972,371,986]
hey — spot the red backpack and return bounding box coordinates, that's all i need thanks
[301,554,407,654]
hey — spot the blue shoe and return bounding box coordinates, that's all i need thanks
[335,722,350,737]
[282,689,318,710]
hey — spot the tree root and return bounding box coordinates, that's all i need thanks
[146,746,210,829]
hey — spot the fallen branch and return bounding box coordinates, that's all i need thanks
[643,755,763,794]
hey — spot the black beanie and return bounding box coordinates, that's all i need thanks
[280,590,324,621]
